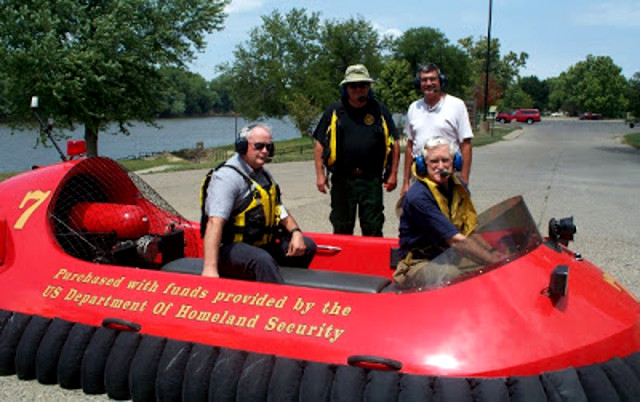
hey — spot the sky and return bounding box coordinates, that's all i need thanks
[188,0,640,81]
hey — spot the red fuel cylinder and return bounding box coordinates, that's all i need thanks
[69,202,149,239]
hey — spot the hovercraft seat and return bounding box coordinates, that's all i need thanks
[161,257,390,293]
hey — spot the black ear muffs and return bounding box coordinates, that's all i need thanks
[414,63,448,92]
[235,137,248,154]
[235,136,275,157]
[438,73,448,90]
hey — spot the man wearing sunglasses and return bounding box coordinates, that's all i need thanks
[313,64,400,237]
[201,124,316,283]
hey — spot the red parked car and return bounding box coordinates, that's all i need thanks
[579,112,603,120]
[496,108,541,124]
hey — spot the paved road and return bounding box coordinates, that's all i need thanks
[1,119,638,400]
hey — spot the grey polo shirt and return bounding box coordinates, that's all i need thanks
[204,153,288,221]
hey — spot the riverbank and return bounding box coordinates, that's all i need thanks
[0,125,516,182]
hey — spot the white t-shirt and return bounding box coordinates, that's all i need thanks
[404,94,474,157]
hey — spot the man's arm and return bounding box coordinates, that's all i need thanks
[314,141,329,193]
[459,139,472,184]
[385,141,400,192]
[446,232,499,266]
[401,139,414,196]
[202,216,226,277]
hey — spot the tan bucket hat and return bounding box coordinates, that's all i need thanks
[340,64,375,86]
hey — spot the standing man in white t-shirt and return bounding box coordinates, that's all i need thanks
[401,63,474,195]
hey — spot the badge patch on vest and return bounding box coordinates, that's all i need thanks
[364,114,375,126]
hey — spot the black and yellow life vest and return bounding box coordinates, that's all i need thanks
[200,165,282,246]
[412,164,478,236]
[323,102,394,178]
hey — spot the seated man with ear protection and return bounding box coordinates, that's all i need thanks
[200,124,316,283]
[395,136,499,287]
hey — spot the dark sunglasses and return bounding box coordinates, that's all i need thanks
[251,142,274,152]
[347,82,370,89]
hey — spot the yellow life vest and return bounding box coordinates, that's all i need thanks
[413,164,477,236]
[200,165,282,246]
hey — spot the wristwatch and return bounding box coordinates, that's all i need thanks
[291,227,302,234]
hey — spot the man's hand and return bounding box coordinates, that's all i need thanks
[286,231,307,257]
[400,182,410,197]
[202,269,220,278]
[384,175,397,192]
[316,173,330,193]
[201,263,220,278]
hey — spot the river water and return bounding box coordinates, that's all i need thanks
[0,116,301,173]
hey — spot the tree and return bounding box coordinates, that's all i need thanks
[223,8,324,123]
[375,59,415,115]
[0,0,229,156]
[625,72,640,119]
[158,67,218,117]
[223,9,385,136]
[392,28,472,97]
[548,55,627,117]
[547,76,577,115]
[459,36,528,111]
[519,76,549,111]
[209,73,235,114]
[319,17,384,89]
[497,84,534,111]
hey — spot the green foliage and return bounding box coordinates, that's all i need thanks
[519,76,549,111]
[0,0,230,155]
[626,72,640,119]
[222,9,386,136]
[548,55,627,117]
[392,28,472,97]
[375,59,415,114]
[285,92,322,137]
[224,8,325,122]
[459,36,528,109]
[158,67,219,117]
[497,84,534,110]
[320,17,384,85]
[209,73,235,113]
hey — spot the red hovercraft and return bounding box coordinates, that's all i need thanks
[1,107,640,401]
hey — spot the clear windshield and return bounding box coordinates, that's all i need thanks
[399,196,542,291]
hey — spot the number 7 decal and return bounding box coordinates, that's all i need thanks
[14,190,52,230]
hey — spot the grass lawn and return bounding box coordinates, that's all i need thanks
[623,132,640,149]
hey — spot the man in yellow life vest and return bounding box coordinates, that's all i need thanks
[201,124,316,283]
[395,137,500,287]
[313,64,400,237]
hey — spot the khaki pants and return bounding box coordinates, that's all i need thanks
[393,253,479,288]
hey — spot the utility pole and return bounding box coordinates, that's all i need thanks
[483,0,493,122]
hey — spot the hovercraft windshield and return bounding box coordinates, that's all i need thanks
[398,196,543,291]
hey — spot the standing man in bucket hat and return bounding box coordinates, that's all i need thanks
[313,64,400,237]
